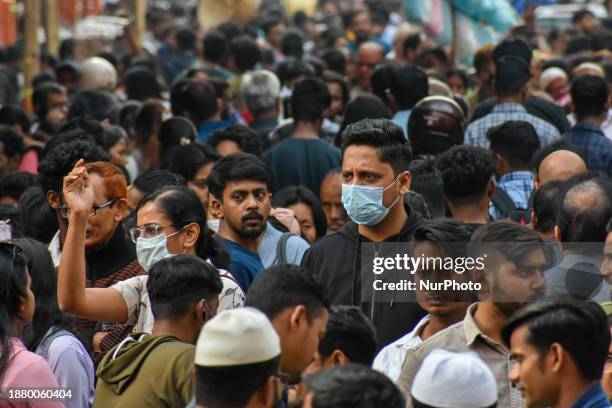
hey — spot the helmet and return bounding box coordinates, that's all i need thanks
[408,96,465,156]
[79,57,117,91]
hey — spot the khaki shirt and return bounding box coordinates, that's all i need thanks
[396,303,523,408]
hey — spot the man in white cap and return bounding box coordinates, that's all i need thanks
[411,349,497,408]
[193,307,284,408]
[539,67,569,108]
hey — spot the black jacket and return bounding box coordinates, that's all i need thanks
[301,204,426,349]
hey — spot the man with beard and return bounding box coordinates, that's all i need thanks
[397,221,550,408]
[209,153,271,291]
[373,219,473,381]
[32,82,69,141]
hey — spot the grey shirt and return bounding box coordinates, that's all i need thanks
[396,303,523,408]
[257,222,310,268]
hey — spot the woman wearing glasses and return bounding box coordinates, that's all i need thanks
[57,160,244,336]
[0,242,64,407]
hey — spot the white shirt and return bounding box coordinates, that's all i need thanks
[49,230,62,268]
[111,267,244,334]
[372,315,430,382]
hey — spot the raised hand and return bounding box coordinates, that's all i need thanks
[62,159,95,216]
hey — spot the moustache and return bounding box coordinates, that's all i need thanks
[242,212,264,222]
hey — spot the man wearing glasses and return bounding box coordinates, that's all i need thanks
[39,138,144,359]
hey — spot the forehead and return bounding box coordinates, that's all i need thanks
[137,201,172,226]
[342,145,393,173]
[88,173,110,199]
[224,179,268,193]
[358,48,382,62]
[510,324,531,349]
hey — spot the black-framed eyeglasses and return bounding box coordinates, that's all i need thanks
[128,224,179,243]
[59,198,118,219]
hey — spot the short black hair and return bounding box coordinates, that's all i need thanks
[492,37,533,64]
[271,186,327,240]
[320,49,346,76]
[304,364,405,408]
[402,33,422,55]
[435,145,496,204]
[291,78,331,123]
[281,28,304,59]
[0,127,24,159]
[336,95,391,147]
[202,30,228,64]
[409,158,446,218]
[207,153,270,201]
[0,172,40,202]
[32,82,65,120]
[147,254,222,319]
[170,79,218,123]
[571,74,609,119]
[196,357,280,407]
[502,301,609,381]
[38,131,108,194]
[494,56,531,97]
[487,121,541,167]
[207,125,262,157]
[17,187,58,243]
[415,218,472,245]
[322,70,349,108]
[557,178,612,253]
[445,68,469,89]
[68,90,120,124]
[245,264,329,321]
[572,9,596,24]
[276,57,313,86]
[132,170,186,195]
[169,144,219,182]
[533,180,563,234]
[318,306,377,365]
[341,118,412,176]
[230,35,261,73]
[389,66,429,110]
[175,27,196,51]
[0,107,30,135]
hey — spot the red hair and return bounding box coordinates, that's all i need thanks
[85,161,127,199]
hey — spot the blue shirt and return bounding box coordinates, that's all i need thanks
[570,384,611,408]
[391,110,411,141]
[490,171,534,220]
[213,236,264,292]
[564,122,612,176]
[197,120,232,142]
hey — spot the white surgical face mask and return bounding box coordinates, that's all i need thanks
[136,229,182,272]
[206,219,220,233]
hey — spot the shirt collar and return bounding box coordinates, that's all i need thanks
[573,122,606,136]
[570,383,610,408]
[463,303,507,352]
[393,315,430,348]
[491,103,527,114]
[498,171,535,184]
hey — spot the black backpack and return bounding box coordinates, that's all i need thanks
[491,188,534,225]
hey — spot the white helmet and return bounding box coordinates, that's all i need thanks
[79,57,117,91]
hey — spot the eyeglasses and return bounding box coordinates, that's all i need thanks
[128,224,179,243]
[59,198,118,219]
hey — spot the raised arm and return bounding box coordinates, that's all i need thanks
[57,159,128,323]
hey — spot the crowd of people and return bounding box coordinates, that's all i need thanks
[0,0,612,407]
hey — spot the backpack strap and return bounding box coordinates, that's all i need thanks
[275,232,294,265]
[39,329,73,360]
[491,188,518,218]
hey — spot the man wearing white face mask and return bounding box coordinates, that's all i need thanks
[301,119,426,348]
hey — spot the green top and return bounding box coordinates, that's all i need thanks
[94,333,194,408]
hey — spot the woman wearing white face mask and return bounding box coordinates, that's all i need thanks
[57,161,245,336]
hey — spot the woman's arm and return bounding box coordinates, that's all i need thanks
[57,160,128,323]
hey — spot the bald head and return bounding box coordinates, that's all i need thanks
[354,42,385,91]
[572,62,605,79]
[538,150,587,186]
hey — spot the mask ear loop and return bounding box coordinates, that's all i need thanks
[383,173,404,210]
